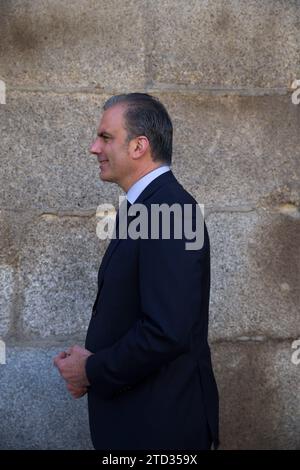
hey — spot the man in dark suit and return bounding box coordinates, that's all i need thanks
[54,93,219,450]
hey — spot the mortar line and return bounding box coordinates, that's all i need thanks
[2,336,299,349]
[6,84,289,97]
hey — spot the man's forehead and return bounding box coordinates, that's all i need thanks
[97,104,126,133]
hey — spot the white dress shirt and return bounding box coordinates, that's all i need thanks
[126,165,171,204]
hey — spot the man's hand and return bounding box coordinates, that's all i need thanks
[53,345,93,391]
[66,383,88,399]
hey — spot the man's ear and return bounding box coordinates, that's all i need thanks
[130,136,150,160]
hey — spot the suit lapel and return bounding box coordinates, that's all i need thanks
[97,237,121,286]
[96,171,177,287]
[133,170,176,205]
[97,199,128,286]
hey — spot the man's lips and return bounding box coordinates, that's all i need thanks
[99,160,108,173]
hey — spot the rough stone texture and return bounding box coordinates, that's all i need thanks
[0,210,19,264]
[0,346,93,449]
[206,210,300,340]
[18,214,108,338]
[148,0,300,89]
[1,93,299,210]
[211,341,300,449]
[0,0,146,89]
[0,342,298,450]
[0,91,123,210]
[0,209,39,339]
[0,0,299,451]
[2,0,298,90]
[160,94,300,207]
[0,265,14,338]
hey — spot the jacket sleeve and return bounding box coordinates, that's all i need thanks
[85,212,209,399]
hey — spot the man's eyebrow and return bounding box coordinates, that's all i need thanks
[97,131,113,138]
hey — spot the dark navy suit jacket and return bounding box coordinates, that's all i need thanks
[85,171,219,450]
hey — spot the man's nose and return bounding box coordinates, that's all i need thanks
[90,137,101,155]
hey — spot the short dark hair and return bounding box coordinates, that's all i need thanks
[103,93,173,165]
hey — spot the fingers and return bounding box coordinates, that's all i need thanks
[55,345,90,361]
[53,351,67,367]
[53,347,74,367]
[64,345,80,356]
[66,383,76,392]
[67,383,87,393]
[53,346,90,399]
[67,382,87,399]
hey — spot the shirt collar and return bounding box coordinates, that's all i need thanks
[126,165,171,204]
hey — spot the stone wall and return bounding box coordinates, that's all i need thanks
[0,0,299,449]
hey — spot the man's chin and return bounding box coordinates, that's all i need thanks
[99,172,113,183]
